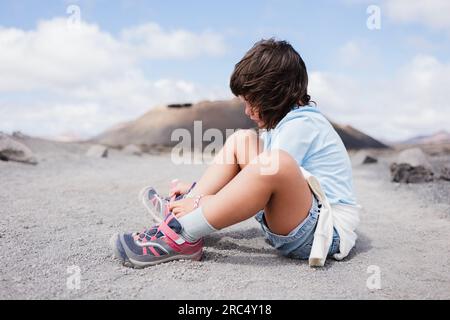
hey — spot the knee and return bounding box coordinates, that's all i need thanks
[228,129,261,167]
[228,129,258,145]
[224,129,256,152]
[252,149,300,179]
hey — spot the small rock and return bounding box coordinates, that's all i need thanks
[86,145,108,158]
[352,150,378,165]
[122,144,142,156]
[390,163,434,183]
[0,133,38,165]
[362,155,378,164]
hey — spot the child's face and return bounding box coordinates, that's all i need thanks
[240,96,265,128]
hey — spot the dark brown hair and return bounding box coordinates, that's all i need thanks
[230,38,311,130]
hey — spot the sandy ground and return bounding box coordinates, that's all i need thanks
[1,139,449,300]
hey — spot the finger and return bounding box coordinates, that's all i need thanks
[174,210,186,218]
[170,199,183,209]
[170,187,180,196]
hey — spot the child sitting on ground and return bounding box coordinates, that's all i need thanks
[110,39,360,268]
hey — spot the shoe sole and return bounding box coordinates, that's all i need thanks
[110,233,203,269]
[128,250,203,269]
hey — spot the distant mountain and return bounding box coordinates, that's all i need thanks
[401,130,450,145]
[330,123,388,150]
[92,98,388,150]
[52,132,85,142]
[92,98,254,148]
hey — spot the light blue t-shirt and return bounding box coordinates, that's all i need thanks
[261,105,357,206]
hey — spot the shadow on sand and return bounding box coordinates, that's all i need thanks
[203,227,372,268]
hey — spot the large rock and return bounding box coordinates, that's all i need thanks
[390,148,435,183]
[440,167,450,181]
[390,163,434,183]
[86,145,108,158]
[396,147,434,171]
[122,144,142,156]
[0,133,38,165]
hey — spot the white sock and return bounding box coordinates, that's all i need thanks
[178,206,217,242]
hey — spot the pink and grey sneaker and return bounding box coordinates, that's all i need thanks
[139,182,197,222]
[139,186,171,222]
[110,213,203,268]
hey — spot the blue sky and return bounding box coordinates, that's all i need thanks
[1,0,449,141]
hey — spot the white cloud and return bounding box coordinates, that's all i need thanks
[120,23,227,59]
[0,18,229,138]
[0,76,231,139]
[0,18,132,92]
[385,0,450,31]
[309,54,450,141]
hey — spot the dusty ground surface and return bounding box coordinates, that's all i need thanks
[1,138,449,299]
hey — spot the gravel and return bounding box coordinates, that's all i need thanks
[0,140,449,299]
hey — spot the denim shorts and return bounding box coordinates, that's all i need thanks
[255,194,340,260]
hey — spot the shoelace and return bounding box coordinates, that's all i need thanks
[135,225,160,242]
[137,182,197,243]
[164,181,197,202]
[135,213,176,243]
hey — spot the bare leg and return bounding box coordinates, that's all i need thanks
[190,129,262,196]
[200,150,313,236]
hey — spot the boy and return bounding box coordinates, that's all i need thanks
[111,39,360,268]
